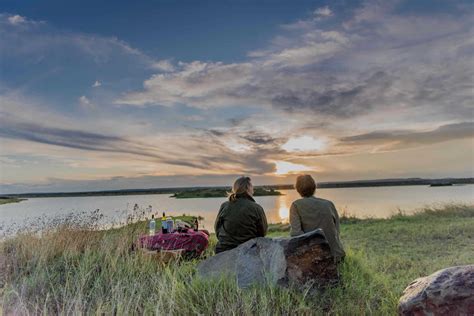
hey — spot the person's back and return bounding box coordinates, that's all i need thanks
[215,193,267,253]
[290,175,345,260]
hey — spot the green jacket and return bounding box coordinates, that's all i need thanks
[214,194,268,253]
[290,196,345,259]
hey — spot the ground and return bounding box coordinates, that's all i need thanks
[1,204,473,315]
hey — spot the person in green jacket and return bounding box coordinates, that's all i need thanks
[214,176,268,253]
[290,174,345,261]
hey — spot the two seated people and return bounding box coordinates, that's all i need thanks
[214,175,345,261]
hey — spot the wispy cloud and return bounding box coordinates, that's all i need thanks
[78,95,94,109]
[313,6,333,18]
[7,14,26,25]
[151,59,175,72]
[340,122,474,151]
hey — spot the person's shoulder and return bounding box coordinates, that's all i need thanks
[220,200,230,209]
[292,198,306,207]
[247,198,261,207]
[244,198,264,211]
[313,197,335,207]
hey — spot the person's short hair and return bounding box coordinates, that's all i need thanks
[295,174,316,197]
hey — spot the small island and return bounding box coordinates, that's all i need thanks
[0,197,26,205]
[171,187,282,199]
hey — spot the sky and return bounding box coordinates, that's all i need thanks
[0,0,473,194]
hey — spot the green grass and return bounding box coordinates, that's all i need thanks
[1,204,473,315]
[0,197,26,205]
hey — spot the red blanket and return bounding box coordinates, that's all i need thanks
[139,230,209,256]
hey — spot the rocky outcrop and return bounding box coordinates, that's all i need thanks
[197,229,338,288]
[398,265,474,315]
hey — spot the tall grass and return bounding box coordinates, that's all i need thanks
[1,204,473,315]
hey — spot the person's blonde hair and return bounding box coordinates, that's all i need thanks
[229,176,252,201]
[295,174,316,197]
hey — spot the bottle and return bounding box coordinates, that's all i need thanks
[193,218,199,232]
[149,214,156,236]
[166,216,174,233]
[161,212,168,234]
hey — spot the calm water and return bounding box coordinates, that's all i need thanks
[1,185,473,235]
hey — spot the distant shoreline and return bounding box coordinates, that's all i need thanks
[0,197,27,205]
[171,187,282,199]
[1,177,472,199]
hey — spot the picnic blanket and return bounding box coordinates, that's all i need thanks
[139,230,209,256]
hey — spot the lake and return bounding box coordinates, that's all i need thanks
[1,185,473,236]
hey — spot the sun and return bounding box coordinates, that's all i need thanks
[274,161,312,175]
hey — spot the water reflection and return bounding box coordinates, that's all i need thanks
[277,194,290,223]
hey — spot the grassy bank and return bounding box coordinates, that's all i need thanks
[1,204,473,315]
[0,197,26,205]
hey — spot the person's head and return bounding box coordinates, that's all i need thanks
[229,176,254,201]
[295,174,316,197]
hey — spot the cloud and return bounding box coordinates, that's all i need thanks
[0,94,282,178]
[79,95,94,109]
[151,59,175,72]
[0,13,160,78]
[241,131,277,145]
[282,136,327,152]
[2,14,44,27]
[340,122,474,150]
[274,161,313,175]
[7,14,26,25]
[2,2,473,193]
[314,6,333,18]
[116,0,473,125]
[0,117,159,158]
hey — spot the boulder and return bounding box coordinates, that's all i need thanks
[197,229,338,288]
[398,265,474,315]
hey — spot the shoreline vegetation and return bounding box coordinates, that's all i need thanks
[0,197,26,205]
[1,177,472,199]
[1,203,473,314]
[171,187,282,199]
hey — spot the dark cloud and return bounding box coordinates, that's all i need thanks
[340,122,474,147]
[241,131,277,145]
[271,71,393,117]
[228,117,248,127]
[0,116,281,176]
[207,129,226,137]
[0,117,209,170]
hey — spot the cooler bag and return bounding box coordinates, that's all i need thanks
[139,230,209,256]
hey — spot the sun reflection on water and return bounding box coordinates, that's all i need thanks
[277,193,290,223]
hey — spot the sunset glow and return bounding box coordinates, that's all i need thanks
[281,136,327,152]
[0,1,472,194]
[274,161,312,176]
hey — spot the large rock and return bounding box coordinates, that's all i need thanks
[398,265,474,315]
[197,229,338,288]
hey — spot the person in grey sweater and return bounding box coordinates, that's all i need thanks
[289,174,345,261]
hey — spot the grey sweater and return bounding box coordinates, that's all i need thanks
[290,196,345,259]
